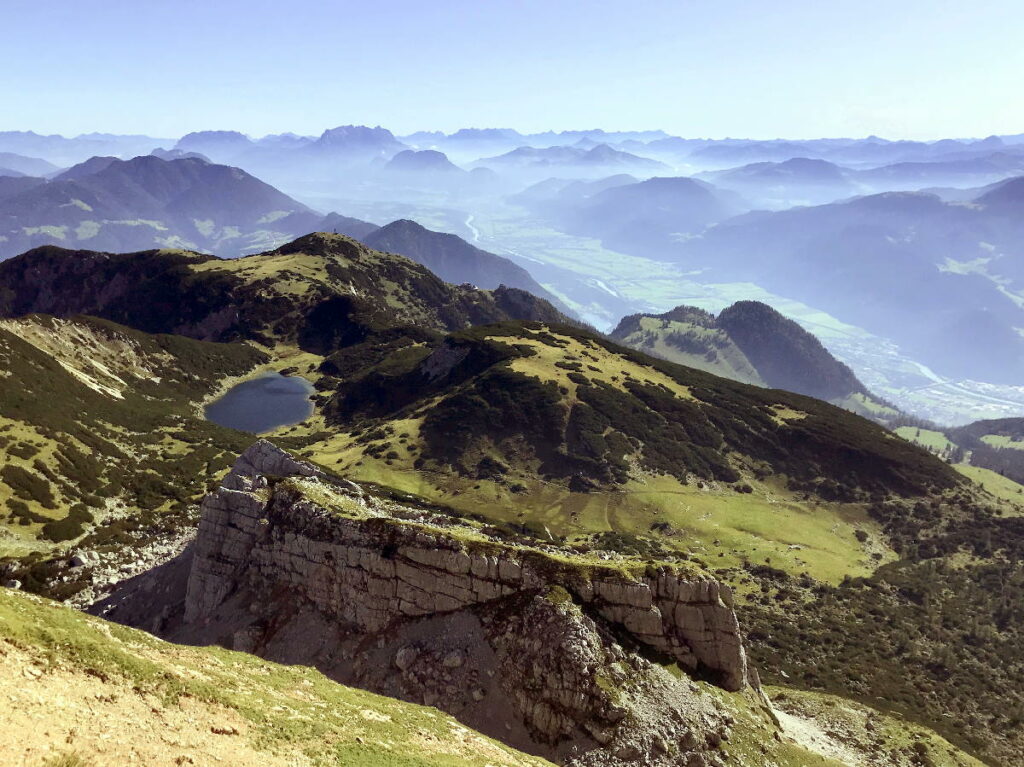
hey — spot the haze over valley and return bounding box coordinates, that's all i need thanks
[4,124,1024,425]
[5,3,1024,767]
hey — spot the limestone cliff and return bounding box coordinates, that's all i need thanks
[122,442,766,766]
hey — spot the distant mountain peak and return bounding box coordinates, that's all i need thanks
[977,175,1024,207]
[175,130,252,149]
[0,153,321,260]
[384,148,462,173]
[315,124,401,145]
[612,299,873,406]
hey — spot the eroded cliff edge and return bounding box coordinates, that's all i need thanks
[100,441,770,766]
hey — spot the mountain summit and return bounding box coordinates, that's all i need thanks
[0,154,321,258]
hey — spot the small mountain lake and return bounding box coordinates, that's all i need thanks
[204,372,315,434]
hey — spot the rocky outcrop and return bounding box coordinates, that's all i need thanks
[176,441,761,766]
[186,442,750,692]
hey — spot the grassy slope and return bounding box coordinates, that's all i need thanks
[611,316,765,385]
[894,426,955,454]
[0,235,573,355]
[765,687,986,767]
[609,308,899,425]
[7,580,978,767]
[0,243,1015,762]
[0,315,265,562]
[953,464,1024,511]
[893,427,1024,515]
[0,588,552,767]
[296,322,1024,762]
[980,434,1024,450]
[297,323,960,585]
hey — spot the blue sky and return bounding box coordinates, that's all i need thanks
[3,0,1022,140]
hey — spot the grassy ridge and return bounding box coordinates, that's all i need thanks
[0,588,552,767]
[324,321,959,499]
[0,234,573,352]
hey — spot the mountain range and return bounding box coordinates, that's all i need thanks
[361,218,564,305]
[6,122,1024,767]
[476,144,669,177]
[554,176,743,253]
[673,188,1024,385]
[2,231,1023,765]
[540,173,1024,387]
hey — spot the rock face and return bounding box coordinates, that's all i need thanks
[177,441,760,765]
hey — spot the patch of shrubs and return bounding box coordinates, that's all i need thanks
[7,442,40,460]
[1,465,57,509]
[590,531,670,558]
[5,498,48,525]
[41,504,94,542]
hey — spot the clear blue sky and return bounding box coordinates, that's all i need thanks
[3,0,1021,140]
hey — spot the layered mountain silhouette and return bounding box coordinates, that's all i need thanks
[0,130,169,165]
[477,144,668,174]
[666,187,1024,384]
[698,158,858,206]
[0,151,58,177]
[557,176,744,255]
[0,154,325,259]
[857,152,1024,190]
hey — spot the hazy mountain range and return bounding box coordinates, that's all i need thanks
[0,154,322,258]
[6,123,1024,426]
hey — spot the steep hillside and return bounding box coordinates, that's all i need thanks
[559,177,744,257]
[305,321,959,596]
[0,314,264,562]
[0,155,322,259]
[320,321,955,500]
[0,588,552,767]
[602,301,887,415]
[308,325,1023,763]
[362,219,564,306]
[937,418,1024,485]
[0,233,573,351]
[610,305,765,385]
[714,301,867,402]
[0,174,45,201]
